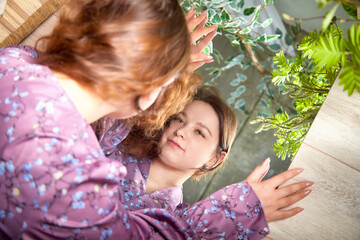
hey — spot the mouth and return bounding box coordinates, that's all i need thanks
[168,139,183,151]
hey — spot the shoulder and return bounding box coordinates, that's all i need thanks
[0,45,38,64]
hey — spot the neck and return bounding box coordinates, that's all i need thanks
[53,71,123,123]
[146,158,195,194]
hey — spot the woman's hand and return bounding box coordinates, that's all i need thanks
[248,168,314,222]
[185,8,218,71]
[246,158,271,182]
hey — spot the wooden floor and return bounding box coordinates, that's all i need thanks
[266,80,360,239]
[7,3,360,239]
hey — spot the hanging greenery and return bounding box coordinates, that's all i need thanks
[251,20,360,160]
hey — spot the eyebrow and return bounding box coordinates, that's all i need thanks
[180,112,213,137]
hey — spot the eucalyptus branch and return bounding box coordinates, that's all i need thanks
[283,14,359,23]
[237,33,265,73]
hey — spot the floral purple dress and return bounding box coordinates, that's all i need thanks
[0,45,269,239]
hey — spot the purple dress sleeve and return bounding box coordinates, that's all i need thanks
[0,46,269,240]
[174,181,269,239]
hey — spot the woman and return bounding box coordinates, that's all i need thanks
[99,86,313,239]
[0,0,221,239]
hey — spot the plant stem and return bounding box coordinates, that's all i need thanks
[237,33,265,73]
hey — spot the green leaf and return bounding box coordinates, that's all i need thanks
[259,100,268,108]
[225,34,237,41]
[231,86,246,97]
[230,79,241,86]
[342,3,357,20]
[235,99,246,108]
[265,0,273,5]
[322,3,339,31]
[252,5,261,22]
[211,13,222,24]
[207,8,217,19]
[224,28,238,33]
[266,35,280,42]
[251,21,262,29]
[257,83,267,92]
[269,43,281,52]
[220,9,231,22]
[225,34,240,46]
[312,35,346,68]
[239,27,251,35]
[243,7,256,16]
[275,28,283,38]
[227,97,236,104]
[213,48,223,64]
[261,18,273,28]
[180,0,191,11]
[261,76,272,83]
[226,18,245,28]
[285,33,293,46]
[255,34,266,43]
[236,73,247,82]
[243,38,256,46]
[339,61,360,96]
[233,17,246,25]
[229,0,245,12]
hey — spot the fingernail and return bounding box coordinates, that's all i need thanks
[205,55,213,60]
[261,158,270,166]
[304,190,312,195]
[296,168,304,173]
[297,208,304,212]
[306,181,314,186]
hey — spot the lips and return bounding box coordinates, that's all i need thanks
[168,139,183,151]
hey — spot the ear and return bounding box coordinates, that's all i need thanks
[137,77,176,111]
[205,151,227,168]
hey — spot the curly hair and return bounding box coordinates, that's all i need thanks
[36,0,195,131]
[122,86,238,180]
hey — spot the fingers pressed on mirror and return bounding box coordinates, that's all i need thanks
[277,181,314,198]
[267,168,304,188]
[277,189,312,209]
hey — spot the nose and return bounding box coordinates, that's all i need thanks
[174,125,186,139]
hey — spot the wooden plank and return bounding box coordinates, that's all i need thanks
[268,144,360,240]
[0,0,66,47]
[303,82,360,170]
[268,79,360,239]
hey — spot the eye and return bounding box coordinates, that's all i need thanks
[173,116,185,125]
[196,129,205,138]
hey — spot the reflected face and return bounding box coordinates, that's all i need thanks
[157,100,220,173]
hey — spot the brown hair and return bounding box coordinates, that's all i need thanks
[36,0,196,131]
[122,86,238,180]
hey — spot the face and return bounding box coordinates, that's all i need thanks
[157,100,221,174]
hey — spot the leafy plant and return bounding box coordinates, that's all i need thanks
[180,0,302,115]
[180,0,280,75]
[251,20,360,160]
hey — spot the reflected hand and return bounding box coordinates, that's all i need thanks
[185,7,217,71]
[246,158,271,182]
[248,168,313,222]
